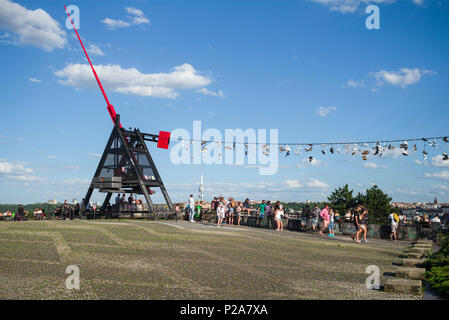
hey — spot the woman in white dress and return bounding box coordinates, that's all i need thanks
[275,204,285,231]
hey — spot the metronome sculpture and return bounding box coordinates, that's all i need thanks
[64,6,173,218]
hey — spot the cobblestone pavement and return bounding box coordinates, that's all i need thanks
[0,220,420,300]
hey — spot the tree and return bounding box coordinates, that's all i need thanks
[354,192,366,207]
[327,184,355,214]
[363,185,392,220]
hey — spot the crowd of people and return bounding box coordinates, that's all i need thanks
[182,196,448,243]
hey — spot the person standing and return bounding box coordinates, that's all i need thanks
[359,209,368,242]
[301,204,312,231]
[389,209,398,241]
[63,200,70,220]
[17,205,24,221]
[319,205,330,236]
[328,208,335,237]
[235,202,242,226]
[74,203,80,219]
[265,201,275,229]
[312,205,321,231]
[217,202,225,226]
[257,200,266,228]
[189,194,195,222]
[275,204,285,231]
[351,205,362,241]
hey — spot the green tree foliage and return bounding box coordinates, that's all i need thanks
[326,185,392,220]
[327,184,355,214]
[363,185,392,220]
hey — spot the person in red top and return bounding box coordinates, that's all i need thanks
[319,204,330,236]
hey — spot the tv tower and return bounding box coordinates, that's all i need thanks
[199,172,204,202]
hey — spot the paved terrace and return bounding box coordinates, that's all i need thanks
[0,220,420,299]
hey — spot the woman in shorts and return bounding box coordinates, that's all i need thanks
[227,202,234,226]
[217,203,225,226]
[328,208,335,237]
[235,202,242,226]
[275,204,285,231]
[359,209,368,243]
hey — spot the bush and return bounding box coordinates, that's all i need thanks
[424,233,449,296]
[426,266,449,296]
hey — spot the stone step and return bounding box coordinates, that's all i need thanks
[395,267,426,280]
[402,252,424,259]
[410,247,431,255]
[402,258,426,267]
[413,244,433,249]
[385,278,422,295]
[415,239,433,244]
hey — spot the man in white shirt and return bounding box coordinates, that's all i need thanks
[189,194,195,222]
[431,214,441,224]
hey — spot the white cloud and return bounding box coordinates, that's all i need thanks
[46,155,57,159]
[296,158,327,168]
[86,44,105,56]
[363,162,387,169]
[6,174,45,181]
[63,165,80,171]
[29,77,42,83]
[125,7,150,25]
[0,159,44,182]
[16,137,23,141]
[207,112,216,116]
[308,0,396,13]
[102,7,150,29]
[62,178,90,185]
[0,0,66,51]
[285,178,329,189]
[305,179,329,188]
[101,18,130,29]
[424,170,449,181]
[197,87,225,98]
[285,179,302,188]
[341,79,365,88]
[316,106,337,117]
[415,155,449,168]
[55,63,213,99]
[433,184,449,192]
[430,155,449,167]
[373,68,435,88]
[88,152,101,158]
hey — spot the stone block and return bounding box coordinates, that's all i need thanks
[395,267,426,280]
[402,258,426,267]
[385,278,422,295]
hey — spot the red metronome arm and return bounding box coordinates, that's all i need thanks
[64,5,171,148]
[64,5,121,128]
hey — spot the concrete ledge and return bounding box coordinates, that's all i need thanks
[402,258,426,267]
[404,252,424,259]
[385,278,422,295]
[413,243,432,249]
[410,247,431,255]
[396,267,426,280]
[416,239,433,244]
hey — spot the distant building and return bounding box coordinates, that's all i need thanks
[47,199,58,205]
[72,198,77,205]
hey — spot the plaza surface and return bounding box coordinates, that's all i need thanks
[0,220,420,299]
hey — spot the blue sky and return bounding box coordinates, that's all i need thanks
[0,0,448,204]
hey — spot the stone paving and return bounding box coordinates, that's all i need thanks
[0,220,421,299]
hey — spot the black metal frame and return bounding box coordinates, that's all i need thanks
[81,115,173,218]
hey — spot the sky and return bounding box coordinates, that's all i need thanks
[0,0,448,204]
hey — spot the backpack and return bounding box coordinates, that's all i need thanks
[393,213,399,223]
